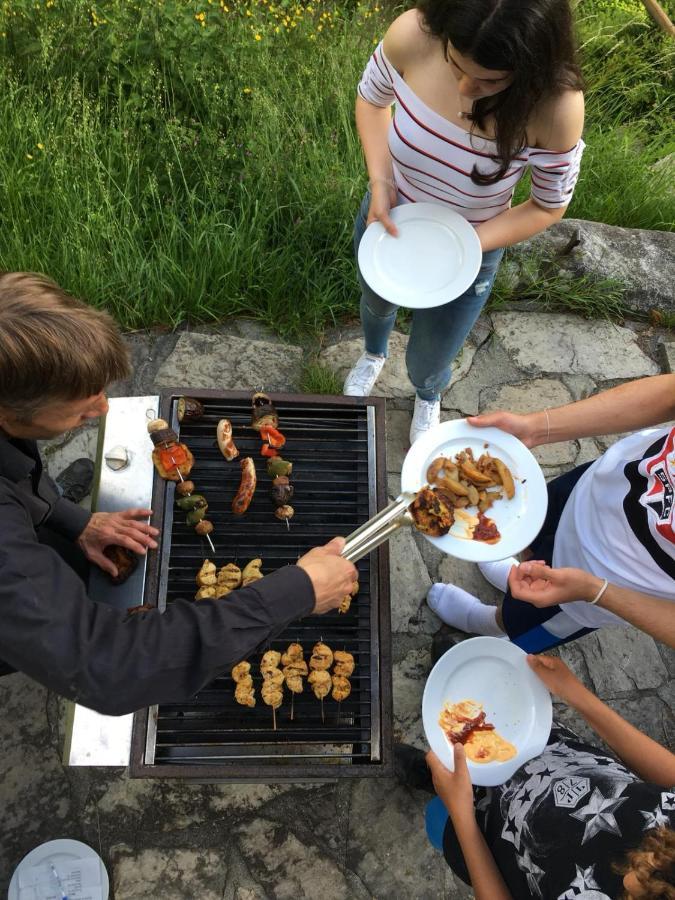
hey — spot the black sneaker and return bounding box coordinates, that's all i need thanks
[393,743,434,793]
[56,457,95,503]
[431,628,467,666]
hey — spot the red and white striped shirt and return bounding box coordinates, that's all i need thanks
[358,43,585,225]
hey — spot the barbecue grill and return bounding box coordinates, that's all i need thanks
[111,389,393,781]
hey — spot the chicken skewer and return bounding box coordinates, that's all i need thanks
[231,660,255,708]
[332,649,355,723]
[260,650,283,730]
[309,640,333,723]
[281,642,307,722]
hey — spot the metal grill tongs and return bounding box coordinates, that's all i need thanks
[341,492,416,563]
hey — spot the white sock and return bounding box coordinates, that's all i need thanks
[478,557,518,593]
[427,583,504,636]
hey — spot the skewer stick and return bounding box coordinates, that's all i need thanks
[321,697,324,725]
[290,691,295,722]
[285,517,290,531]
[273,705,277,732]
[171,457,216,556]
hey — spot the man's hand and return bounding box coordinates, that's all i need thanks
[296,537,358,615]
[466,411,544,448]
[426,746,475,822]
[77,509,159,577]
[526,654,588,707]
[509,561,603,607]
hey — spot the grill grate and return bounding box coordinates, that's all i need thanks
[130,390,392,780]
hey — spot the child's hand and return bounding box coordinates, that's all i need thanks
[509,562,604,607]
[526,654,587,707]
[426,745,475,823]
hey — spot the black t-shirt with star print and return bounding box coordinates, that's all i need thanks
[443,724,675,899]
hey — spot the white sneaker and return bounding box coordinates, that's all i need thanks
[410,396,441,444]
[478,558,518,592]
[343,352,386,397]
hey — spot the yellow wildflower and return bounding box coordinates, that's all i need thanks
[254,32,261,40]
[26,153,33,160]
[243,87,252,93]
[37,143,44,150]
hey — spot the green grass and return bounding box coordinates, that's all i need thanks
[0,0,672,334]
[299,360,344,395]
[489,250,628,320]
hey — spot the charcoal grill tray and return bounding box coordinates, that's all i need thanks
[130,390,392,780]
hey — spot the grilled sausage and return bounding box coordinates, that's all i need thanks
[217,418,239,462]
[232,457,257,515]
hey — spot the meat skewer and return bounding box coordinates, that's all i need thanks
[309,640,333,723]
[231,660,255,708]
[281,642,307,721]
[332,649,355,724]
[260,650,283,730]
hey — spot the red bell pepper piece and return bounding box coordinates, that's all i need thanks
[260,425,286,449]
[261,443,279,458]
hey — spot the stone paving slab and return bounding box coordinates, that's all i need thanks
[155,331,304,393]
[3,309,675,899]
[492,312,660,380]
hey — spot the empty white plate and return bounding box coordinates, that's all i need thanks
[358,203,483,309]
[423,637,552,786]
[8,838,109,900]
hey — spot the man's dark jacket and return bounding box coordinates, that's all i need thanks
[0,434,314,714]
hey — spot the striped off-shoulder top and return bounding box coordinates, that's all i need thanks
[358,43,585,225]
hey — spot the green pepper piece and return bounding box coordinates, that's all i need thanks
[266,457,293,478]
[186,506,207,526]
[176,493,207,511]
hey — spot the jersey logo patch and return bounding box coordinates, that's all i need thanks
[553,776,591,809]
[624,428,675,579]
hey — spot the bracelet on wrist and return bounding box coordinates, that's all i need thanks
[588,578,609,605]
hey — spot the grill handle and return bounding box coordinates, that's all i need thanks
[341,493,415,562]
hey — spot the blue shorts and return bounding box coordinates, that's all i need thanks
[502,462,597,653]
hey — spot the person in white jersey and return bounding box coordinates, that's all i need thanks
[343,0,585,444]
[427,374,675,652]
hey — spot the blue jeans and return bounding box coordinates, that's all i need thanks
[354,192,504,401]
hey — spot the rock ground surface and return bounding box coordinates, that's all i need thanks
[2,309,674,899]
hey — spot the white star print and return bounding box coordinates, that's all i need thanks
[556,862,602,898]
[570,787,628,844]
[640,807,670,830]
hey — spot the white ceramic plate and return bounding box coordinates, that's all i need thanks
[423,636,552,786]
[357,203,482,309]
[401,420,547,561]
[8,838,109,900]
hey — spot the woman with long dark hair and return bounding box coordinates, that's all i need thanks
[343,0,585,444]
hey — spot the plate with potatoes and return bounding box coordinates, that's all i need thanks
[401,420,547,561]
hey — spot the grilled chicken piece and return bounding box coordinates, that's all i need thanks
[281,643,304,666]
[260,650,282,673]
[284,670,304,694]
[309,642,333,671]
[308,669,332,699]
[234,678,256,708]
[194,585,216,601]
[261,668,284,688]
[241,558,263,586]
[331,675,351,702]
[261,679,283,709]
[409,487,454,537]
[231,661,251,682]
[196,559,217,587]
[338,580,360,615]
[333,650,355,678]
